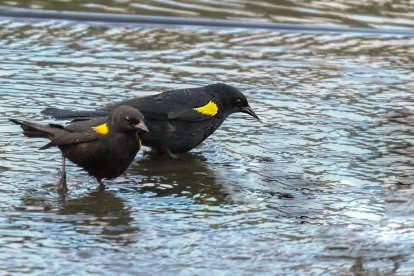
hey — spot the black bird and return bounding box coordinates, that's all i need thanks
[10,105,149,192]
[42,83,259,157]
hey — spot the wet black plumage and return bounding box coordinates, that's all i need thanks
[10,105,149,192]
[42,83,259,157]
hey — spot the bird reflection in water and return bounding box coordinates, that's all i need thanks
[128,152,231,206]
[19,190,137,244]
[57,191,137,236]
[15,152,230,245]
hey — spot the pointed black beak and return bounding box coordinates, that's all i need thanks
[241,106,260,121]
[134,121,149,133]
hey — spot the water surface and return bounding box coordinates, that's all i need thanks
[3,0,414,29]
[0,1,414,275]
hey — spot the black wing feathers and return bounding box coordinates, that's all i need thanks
[105,87,213,122]
[42,86,215,122]
[40,132,99,150]
[10,118,100,150]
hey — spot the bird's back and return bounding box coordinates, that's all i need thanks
[102,85,233,153]
[104,86,214,120]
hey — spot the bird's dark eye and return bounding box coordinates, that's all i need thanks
[126,116,140,125]
[236,99,242,106]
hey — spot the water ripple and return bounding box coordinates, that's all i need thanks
[0,19,413,274]
[2,0,414,29]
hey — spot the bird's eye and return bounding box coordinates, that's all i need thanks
[126,116,131,122]
[236,99,242,106]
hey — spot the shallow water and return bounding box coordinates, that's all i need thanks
[3,0,414,29]
[0,1,414,275]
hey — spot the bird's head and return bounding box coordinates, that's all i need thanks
[207,83,259,120]
[110,105,149,134]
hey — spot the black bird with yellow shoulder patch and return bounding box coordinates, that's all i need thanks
[10,105,149,192]
[42,83,259,157]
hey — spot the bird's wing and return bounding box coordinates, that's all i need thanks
[105,88,217,122]
[42,85,223,123]
[40,131,100,149]
[40,119,108,149]
[166,104,214,121]
[63,117,108,132]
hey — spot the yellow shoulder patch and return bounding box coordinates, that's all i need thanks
[138,138,142,148]
[92,123,109,135]
[193,101,218,116]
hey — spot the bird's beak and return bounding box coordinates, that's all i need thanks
[134,121,150,133]
[241,105,260,121]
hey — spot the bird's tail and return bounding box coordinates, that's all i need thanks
[42,107,108,121]
[9,118,69,150]
[9,118,55,138]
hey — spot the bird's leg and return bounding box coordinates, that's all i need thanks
[97,178,106,191]
[165,149,178,159]
[57,154,68,193]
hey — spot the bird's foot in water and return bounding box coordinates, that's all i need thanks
[166,149,178,159]
[143,149,179,159]
[57,170,68,193]
[97,180,106,191]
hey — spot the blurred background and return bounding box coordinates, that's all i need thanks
[0,0,413,274]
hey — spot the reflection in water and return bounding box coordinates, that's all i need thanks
[129,152,229,206]
[58,191,136,237]
[0,2,414,273]
[1,0,414,29]
[18,190,137,243]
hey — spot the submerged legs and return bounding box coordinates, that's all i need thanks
[57,154,68,193]
[97,178,106,191]
[166,149,178,159]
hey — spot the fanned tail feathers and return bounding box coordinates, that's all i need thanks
[9,118,66,150]
[9,118,52,138]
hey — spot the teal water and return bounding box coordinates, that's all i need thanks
[0,1,413,274]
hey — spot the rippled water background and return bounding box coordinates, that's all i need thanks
[0,0,413,274]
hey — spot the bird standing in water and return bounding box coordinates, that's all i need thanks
[10,105,149,192]
[43,83,259,158]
